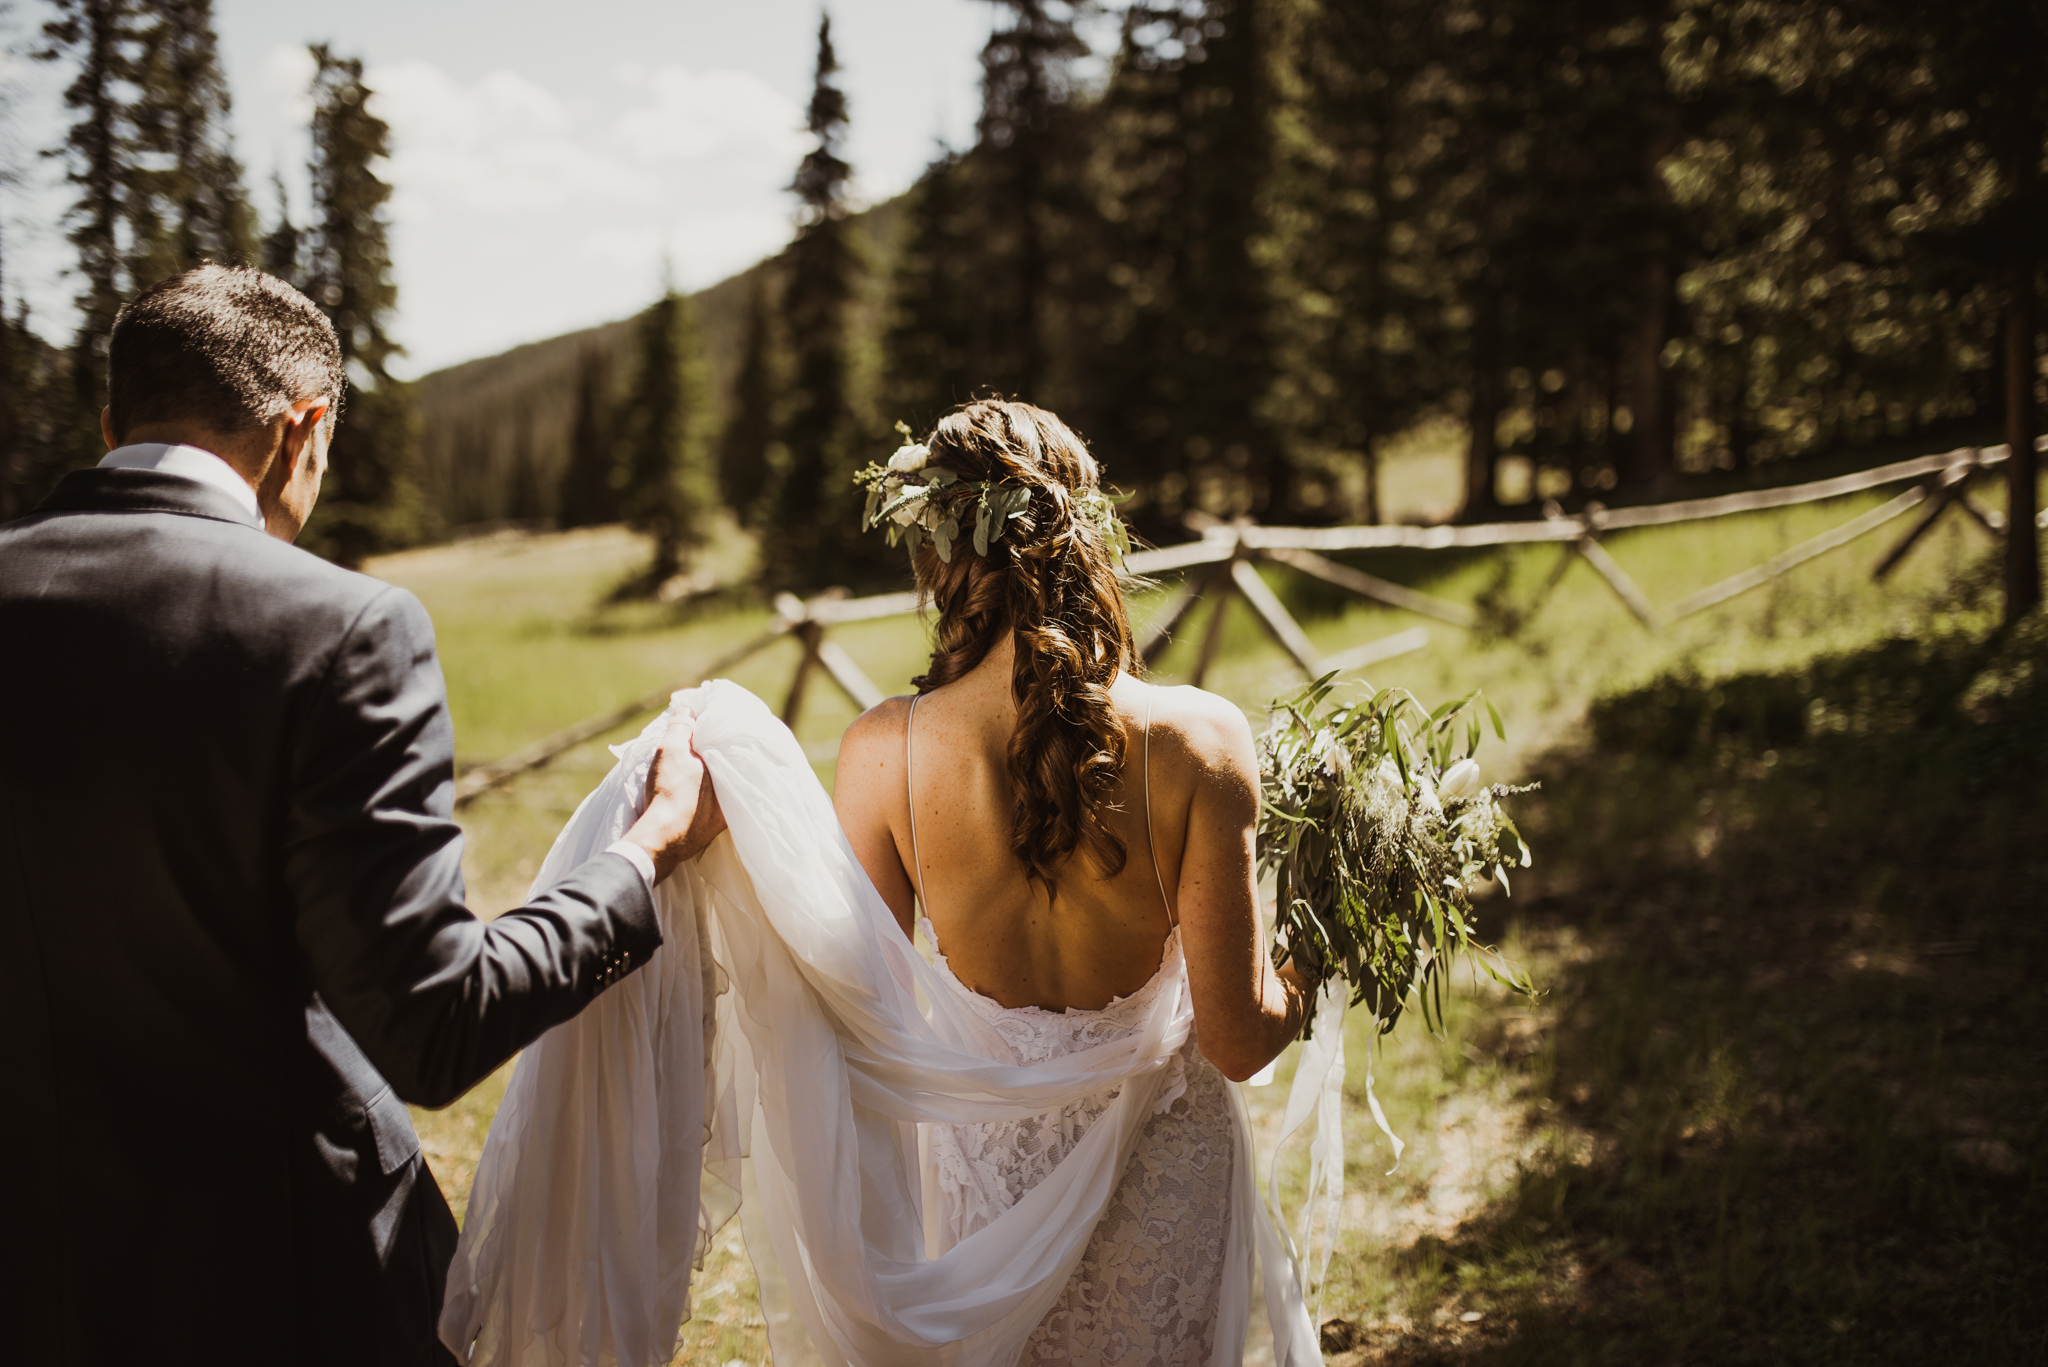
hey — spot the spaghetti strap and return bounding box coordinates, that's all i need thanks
[906,694,929,915]
[1144,690,1176,928]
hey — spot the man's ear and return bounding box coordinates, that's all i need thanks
[100,407,118,453]
[277,397,332,468]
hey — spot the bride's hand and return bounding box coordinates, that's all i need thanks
[624,708,727,882]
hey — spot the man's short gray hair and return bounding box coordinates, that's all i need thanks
[107,264,347,440]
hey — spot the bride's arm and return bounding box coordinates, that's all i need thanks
[833,697,919,939]
[1168,693,1311,1082]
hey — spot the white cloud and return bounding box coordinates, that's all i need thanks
[353,60,809,374]
[611,67,810,166]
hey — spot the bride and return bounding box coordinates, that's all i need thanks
[439,401,1321,1367]
[836,399,1312,1358]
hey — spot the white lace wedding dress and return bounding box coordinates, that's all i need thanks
[438,682,1326,1367]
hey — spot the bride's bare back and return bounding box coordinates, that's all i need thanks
[836,634,1301,1080]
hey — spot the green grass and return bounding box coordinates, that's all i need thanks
[369,464,2041,1366]
[1305,616,2048,1365]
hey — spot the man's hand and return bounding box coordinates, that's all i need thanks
[623,709,728,882]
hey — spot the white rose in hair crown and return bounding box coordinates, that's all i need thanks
[854,422,1133,565]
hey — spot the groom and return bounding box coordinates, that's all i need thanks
[0,264,722,1365]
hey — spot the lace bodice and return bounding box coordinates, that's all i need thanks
[922,921,1235,1365]
[921,920,1193,1238]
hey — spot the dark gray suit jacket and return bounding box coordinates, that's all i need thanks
[0,468,664,1365]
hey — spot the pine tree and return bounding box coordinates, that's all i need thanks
[1080,0,1290,523]
[1865,0,2046,619]
[972,0,1086,398]
[619,285,714,588]
[38,0,138,468]
[0,331,20,522]
[717,272,776,523]
[1397,0,1691,517]
[882,147,979,438]
[125,0,251,287]
[1261,0,1450,525]
[557,344,620,529]
[259,172,299,281]
[1662,0,2033,539]
[765,12,862,592]
[0,237,26,521]
[298,45,419,565]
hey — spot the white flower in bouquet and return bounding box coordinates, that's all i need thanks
[1439,757,1484,800]
[887,443,929,473]
[1256,674,1535,1039]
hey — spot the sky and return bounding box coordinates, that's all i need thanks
[2,0,1000,377]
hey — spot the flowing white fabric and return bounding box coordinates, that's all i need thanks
[439,681,1323,1366]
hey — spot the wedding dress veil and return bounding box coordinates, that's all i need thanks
[439,681,1327,1367]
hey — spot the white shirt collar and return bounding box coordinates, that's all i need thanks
[98,443,266,530]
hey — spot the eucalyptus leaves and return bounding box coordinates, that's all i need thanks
[854,422,1130,564]
[1258,674,1537,1039]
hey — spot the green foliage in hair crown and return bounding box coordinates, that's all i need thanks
[854,422,1131,565]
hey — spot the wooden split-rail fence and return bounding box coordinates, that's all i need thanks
[453,439,2043,808]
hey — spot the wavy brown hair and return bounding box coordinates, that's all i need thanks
[909,400,1140,893]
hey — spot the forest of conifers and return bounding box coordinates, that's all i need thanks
[4,0,2043,598]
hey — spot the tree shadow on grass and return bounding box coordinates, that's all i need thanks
[1335,614,2048,1365]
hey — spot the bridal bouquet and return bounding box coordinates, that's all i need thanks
[1257,675,1537,1039]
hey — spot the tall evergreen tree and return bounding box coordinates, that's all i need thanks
[259,172,299,280]
[298,45,419,565]
[505,398,544,523]
[972,0,1086,398]
[1866,0,2046,619]
[765,12,862,591]
[1428,0,1677,515]
[1262,0,1447,524]
[125,0,251,287]
[881,147,976,432]
[718,272,777,523]
[557,344,621,529]
[619,285,714,588]
[38,0,138,468]
[0,238,27,521]
[1080,0,1290,524]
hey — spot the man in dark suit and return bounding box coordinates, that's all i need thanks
[0,264,724,1364]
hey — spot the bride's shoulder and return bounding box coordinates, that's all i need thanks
[839,694,917,770]
[832,696,919,824]
[1132,682,1257,775]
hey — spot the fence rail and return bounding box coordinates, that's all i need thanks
[453,439,2042,808]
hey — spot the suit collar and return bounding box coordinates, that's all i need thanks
[31,466,273,532]
[99,442,265,526]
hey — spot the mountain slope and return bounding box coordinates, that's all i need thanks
[412,194,908,534]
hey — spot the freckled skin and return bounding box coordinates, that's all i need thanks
[834,634,1308,1082]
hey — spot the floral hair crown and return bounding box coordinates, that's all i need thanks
[853,422,1131,565]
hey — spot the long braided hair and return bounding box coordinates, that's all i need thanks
[909,400,1140,893]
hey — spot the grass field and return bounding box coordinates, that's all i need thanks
[368,464,2043,1365]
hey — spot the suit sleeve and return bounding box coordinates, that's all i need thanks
[285,585,663,1108]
